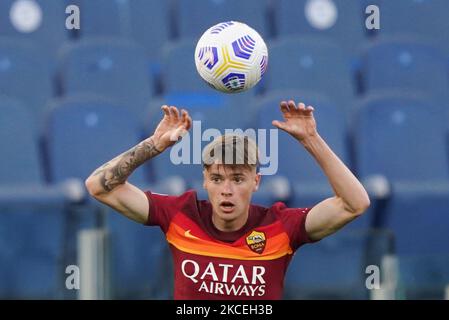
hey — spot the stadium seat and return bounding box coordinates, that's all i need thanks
[0,96,66,299]
[266,37,355,114]
[377,0,449,54]
[59,39,154,118]
[285,230,371,299]
[77,0,172,63]
[44,96,169,299]
[355,94,449,184]
[0,96,42,184]
[274,0,367,54]
[174,0,271,39]
[161,39,211,94]
[0,0,69,65]
[0,38,53,127]
[360,39,449,100]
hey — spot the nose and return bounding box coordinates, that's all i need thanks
[221,180,233,196]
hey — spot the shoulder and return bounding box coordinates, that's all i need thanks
[145,189,198,204]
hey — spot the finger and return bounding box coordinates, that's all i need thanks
[297,102,306,111]
[181,109,191,130]
[272,120,287,131]
[169,106,179,121]
[280,101,290,114]
[288,100,297,111]
[306,105,315,112]
[185,113,193,131]
[180,109,187,123]
[161,105,170,117]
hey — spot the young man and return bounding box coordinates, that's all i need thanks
[85,101,370,299]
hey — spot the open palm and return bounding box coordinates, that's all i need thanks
[272,100,317,142]
[153,105,192,150]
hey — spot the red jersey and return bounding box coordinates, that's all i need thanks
[145,190,314,300]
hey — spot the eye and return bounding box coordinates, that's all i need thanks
[234,177,244,183]
[211,177,221,183]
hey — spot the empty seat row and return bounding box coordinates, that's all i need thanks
[2,36,449,132]
[1,0,449,74]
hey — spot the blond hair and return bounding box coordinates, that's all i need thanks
[202,134,259,171]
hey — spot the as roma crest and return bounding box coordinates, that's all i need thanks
[246,231,266,254]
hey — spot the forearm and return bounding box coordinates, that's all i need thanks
[300,134,370,213]
[86,136,163,195]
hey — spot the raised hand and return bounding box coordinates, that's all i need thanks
[152,105,192,151]
[272,100,317,142]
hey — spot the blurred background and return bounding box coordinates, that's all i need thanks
[0,0,448,300]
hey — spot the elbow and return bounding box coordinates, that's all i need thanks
[85,176,104,198]
[350,193,371,216]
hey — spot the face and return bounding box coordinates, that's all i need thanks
[203,164,261,229]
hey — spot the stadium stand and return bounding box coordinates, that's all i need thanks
[0,0,69,64]
[375,0,449,54]
[359,38,449,100]
[44,96,170,298]
[355,93,449,299]
[274,0,367,54]
[174,0,271,39]
[58,38,154,119]
[266,37,355,116]
[75,0,172,64]
[0,96,71,299]
[0,38,53,127]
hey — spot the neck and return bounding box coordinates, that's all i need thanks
[212,208,249,232]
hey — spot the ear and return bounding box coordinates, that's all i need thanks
[253,173,261,192]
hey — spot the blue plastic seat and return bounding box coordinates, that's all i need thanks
[266,37,355,112]
[0,0,69,64]
[355,94,449,184]
[377,0,449,54]
[77,0,172,63]
[274,0,367,54]
[174,0,270,39]
[360,39,449,100]
[59,39,154,118]
[0,38,52,125]
[161,39,211,94]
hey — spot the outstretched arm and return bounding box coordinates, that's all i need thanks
[85,106,192,224]
[272,100,370,240]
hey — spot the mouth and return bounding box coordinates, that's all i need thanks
[219,201,235,213]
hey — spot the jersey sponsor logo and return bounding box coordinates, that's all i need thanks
[184,229,200,240]
[181,259,266,297]
[246,231,266,254]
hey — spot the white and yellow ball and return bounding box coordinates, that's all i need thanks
[194,21,268,93]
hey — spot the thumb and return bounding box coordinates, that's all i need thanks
[272,120,288,131]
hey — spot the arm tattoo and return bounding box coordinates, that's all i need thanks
[93,139,161,192]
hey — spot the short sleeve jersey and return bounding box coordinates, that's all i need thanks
[145,190,315,300]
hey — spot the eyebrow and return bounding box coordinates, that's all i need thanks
[209,172,245,177]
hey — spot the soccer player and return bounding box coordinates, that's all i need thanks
[85,100,370,299]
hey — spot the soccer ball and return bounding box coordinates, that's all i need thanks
[194,21,268,93]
